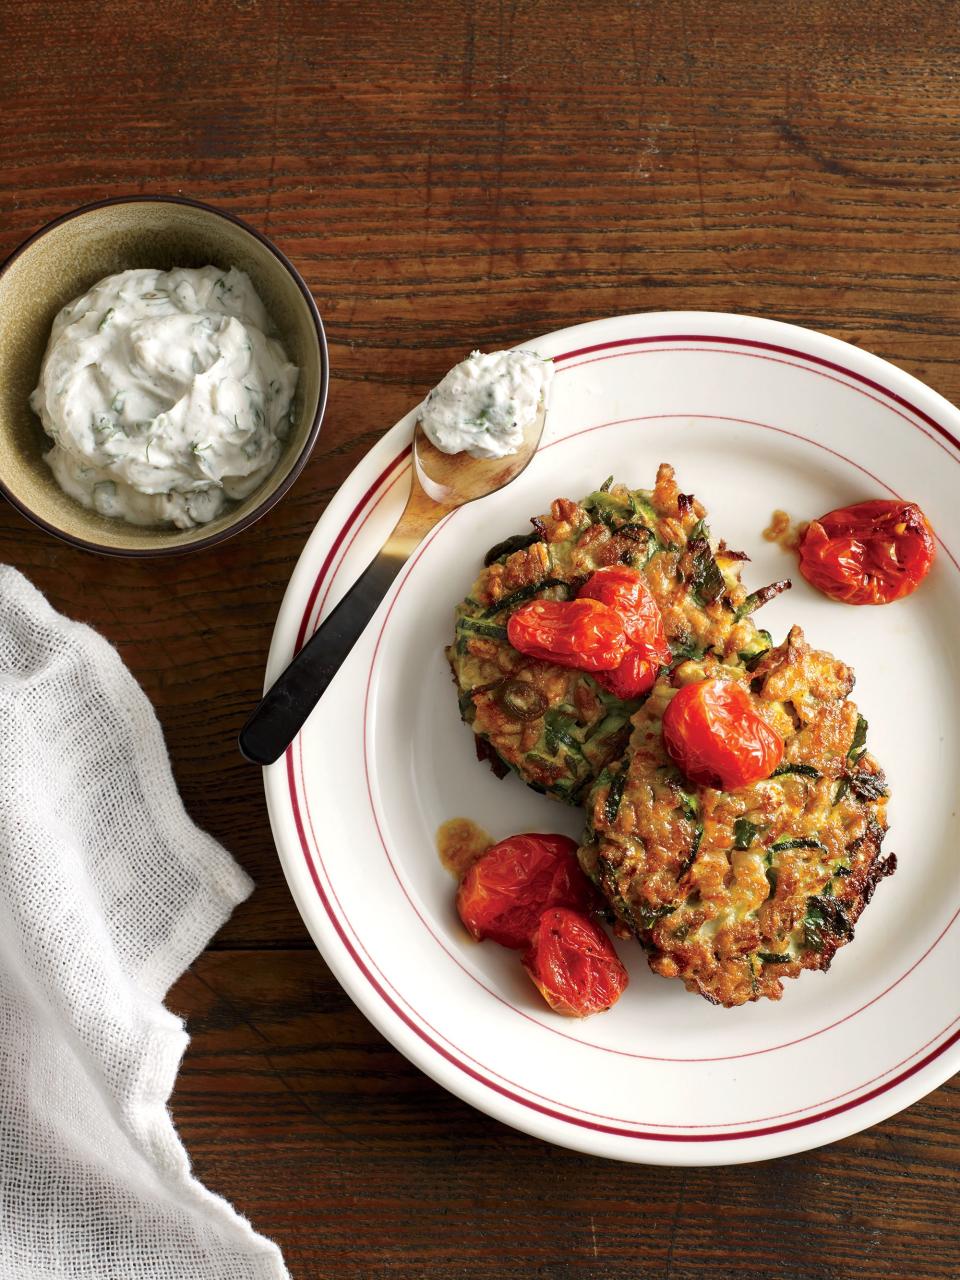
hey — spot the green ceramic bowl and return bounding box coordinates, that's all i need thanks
[0,196,328,556]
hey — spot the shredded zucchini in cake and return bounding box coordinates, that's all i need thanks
[577,626,895,1007]
[448,463,787,803]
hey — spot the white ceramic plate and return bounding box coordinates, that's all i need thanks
[263,312,960,1165]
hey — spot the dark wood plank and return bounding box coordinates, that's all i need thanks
[2,0,958,1274]
[171,952,960,1279]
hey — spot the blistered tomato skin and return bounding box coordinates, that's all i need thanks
[578,566,672,658]
[593,647,659,700]
[798,499,936,605]
[506,598,628,671]
[662,678,784,791]
[522,907,629,1017]
[578,566,672,697]
[455,833,596,949]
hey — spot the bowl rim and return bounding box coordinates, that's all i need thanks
[0,193,330,558]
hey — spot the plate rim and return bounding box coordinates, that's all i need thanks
[263,310,960,1164]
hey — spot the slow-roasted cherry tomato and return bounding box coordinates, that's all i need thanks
[456,833,596,949]
[592,647,659,700]
[507,598,627,671]
[662,678,783,790]
[578,566,672,697]
[522,907,628,1017]
[578,565,672,660]
[798,499,935,605]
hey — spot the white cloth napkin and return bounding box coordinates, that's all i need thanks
[0,567,289,1280]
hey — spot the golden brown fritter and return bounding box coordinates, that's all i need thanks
[577,626,895,1006]
[448,464,788,802]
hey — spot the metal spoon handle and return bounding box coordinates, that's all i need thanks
[238,544,407,765]
[239,402,548,767]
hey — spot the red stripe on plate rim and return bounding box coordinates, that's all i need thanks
[282,334,960,1144]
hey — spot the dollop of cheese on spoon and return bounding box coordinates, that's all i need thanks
[420,349,553,460]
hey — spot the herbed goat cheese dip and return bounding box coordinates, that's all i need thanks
[29,266,299,528]
[420,349,553,460]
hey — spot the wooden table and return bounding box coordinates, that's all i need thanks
[4,1,959,1275]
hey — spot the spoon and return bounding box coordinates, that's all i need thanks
[238,400,548,765]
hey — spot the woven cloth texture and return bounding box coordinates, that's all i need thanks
[0,567,288,1280]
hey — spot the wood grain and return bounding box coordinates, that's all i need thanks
[2,0,958,1274]
[172,952,960,1280]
